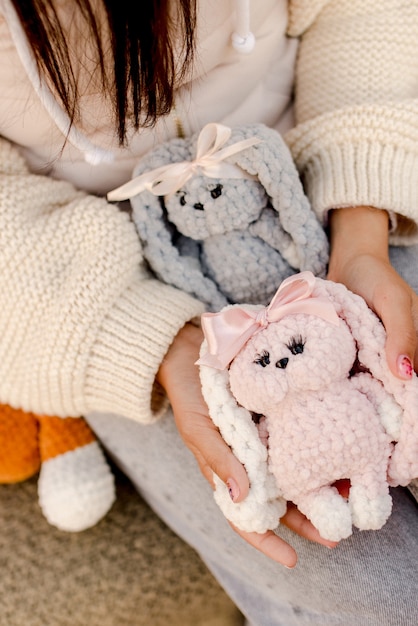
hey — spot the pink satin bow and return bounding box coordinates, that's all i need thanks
[107,123,261,201]
[197,271,340,370]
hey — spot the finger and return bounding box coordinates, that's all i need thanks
[230,522,298,568]
[281,504,338,548]
[373,281,416,378]
[177,412,250,502]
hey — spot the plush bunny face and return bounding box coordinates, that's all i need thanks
[229,313,356,413]
[164,174,267,239]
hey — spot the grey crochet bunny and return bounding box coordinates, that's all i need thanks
[108,123,329,311]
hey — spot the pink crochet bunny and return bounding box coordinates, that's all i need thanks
[198,272,418,542]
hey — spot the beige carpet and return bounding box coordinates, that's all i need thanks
[0,466,243,626]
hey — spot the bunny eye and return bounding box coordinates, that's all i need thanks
[287,335,305,355]
[176,191,187,206]
[209,184,223,199]
[254,350,270,367]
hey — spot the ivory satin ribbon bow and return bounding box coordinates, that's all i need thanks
[107,123,261,201]
[197,271,340,370]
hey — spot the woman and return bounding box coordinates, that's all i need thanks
[0,0,417,623]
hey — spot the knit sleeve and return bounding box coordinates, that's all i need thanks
[286,0,418,244]
[0,137,204,422]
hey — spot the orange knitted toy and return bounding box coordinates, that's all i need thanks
[0,404,115,531]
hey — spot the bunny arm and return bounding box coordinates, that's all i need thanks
[202,229,293,306]
[349,372,403,441]
[248,205,300,269]
[132,195,228,311]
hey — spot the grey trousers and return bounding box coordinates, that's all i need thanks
[87,245,418,626]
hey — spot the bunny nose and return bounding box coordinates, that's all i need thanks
[194,202,204,211]
[276,358,289,369]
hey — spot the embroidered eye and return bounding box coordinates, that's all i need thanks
[254,350,270,367]
[287,335,305,355]
[176,191,187,206]
[209,184,223,199]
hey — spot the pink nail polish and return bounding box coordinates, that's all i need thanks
[226,478,240,502]
[397,355,413,379]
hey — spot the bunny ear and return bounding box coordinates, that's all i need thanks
[198,336,286,533]
[311,277,389,380]
[231,123,329,278]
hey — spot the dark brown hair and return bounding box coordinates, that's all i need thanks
[11,0,197,143]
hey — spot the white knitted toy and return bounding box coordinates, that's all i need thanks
[108,123,328,311]
[0,405,115,532]
[198,272,418,541]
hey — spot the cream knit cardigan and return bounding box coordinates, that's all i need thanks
[287,0,418,244]
[0,139,204,420]
[1,0,418,425]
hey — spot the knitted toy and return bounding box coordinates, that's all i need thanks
[108,123,328,311]
[198,272,418,542]
[0,404,115,532]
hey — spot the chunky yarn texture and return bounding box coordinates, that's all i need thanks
[199,274,418,541]
[127,123,328,311]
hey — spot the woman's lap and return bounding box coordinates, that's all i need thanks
[87,408,418,626]
[87,244,418,626]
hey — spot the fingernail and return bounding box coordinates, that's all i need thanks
[397,355,413,379]
[226,478,240,502]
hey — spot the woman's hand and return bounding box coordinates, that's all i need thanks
[328,206,418,376]
[157,323,337,568]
